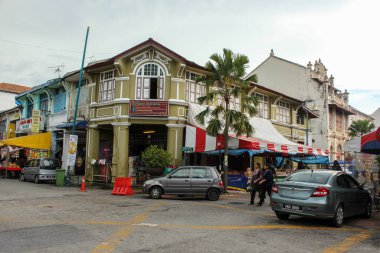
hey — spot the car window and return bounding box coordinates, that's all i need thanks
[336,175,349,188]
[42,159,59,168]
[345,175,359,189]
[32,160,40,167]
[192,168,208,179]
[171,168,190,179]
[26,160,33,167]
[285,172,331,184]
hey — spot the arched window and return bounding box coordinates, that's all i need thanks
[136,63,164,99]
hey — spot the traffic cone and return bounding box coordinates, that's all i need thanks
[80,177,86,192]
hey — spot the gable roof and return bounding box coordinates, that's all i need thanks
[86,38,206,71]
[15,78,62,99]
[0,83,31,94]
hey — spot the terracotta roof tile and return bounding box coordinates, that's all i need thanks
[0,83,31,94]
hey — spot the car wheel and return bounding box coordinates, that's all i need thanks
[20,174,25,182]
[150,186,162,199]
[275,211,290,220]
[363,201,372,218]
[332,204,344,227]
[207,189,220,201]
[34,175,39,184]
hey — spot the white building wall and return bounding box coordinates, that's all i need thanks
[249,56,329,150]
[0,91,17,111]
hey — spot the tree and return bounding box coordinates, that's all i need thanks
[348,119,375,137]
[195,49,258,192]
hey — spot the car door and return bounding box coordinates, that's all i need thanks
[335,174,355,216]
[165,168,191,194]
[190,167,214,194]
[344,175,364,215]
[24,160,35,180]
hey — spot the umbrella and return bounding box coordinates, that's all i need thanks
[361,127,380,154]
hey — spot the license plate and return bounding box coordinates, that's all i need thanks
[283,204,302,211]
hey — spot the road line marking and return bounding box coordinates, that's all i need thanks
[193,201,275,216]
[322,231,372,253]
[90,202,164,253]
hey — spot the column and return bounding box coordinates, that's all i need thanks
[86,125,99,181]
[111,122,130,178]
[166,124,186,165]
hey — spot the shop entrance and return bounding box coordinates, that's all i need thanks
[129,124,167,157]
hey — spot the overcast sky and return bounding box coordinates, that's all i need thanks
[0,0,379,114]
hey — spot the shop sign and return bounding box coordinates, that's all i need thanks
[7,123,16,139]
[31,110,40,133]
[67,134,78,166]
[182,147,194,152]
[129,100,168,116]
[16,118,32,132]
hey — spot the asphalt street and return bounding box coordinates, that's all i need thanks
[0,178,379,253]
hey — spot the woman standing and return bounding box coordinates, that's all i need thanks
[249,163,263,205]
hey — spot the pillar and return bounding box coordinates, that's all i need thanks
[111,122,130,178]
[86,125,99,181]
[166,124,185,166]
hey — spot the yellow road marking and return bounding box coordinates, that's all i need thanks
[193,201,275,217]
[323,231,372,253]
[91,202,164,253]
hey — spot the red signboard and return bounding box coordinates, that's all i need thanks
[129,100,168,116]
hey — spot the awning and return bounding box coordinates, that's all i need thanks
[0,132,51,150]
[185,104,328,156]
[55,121,87,129]
[361,127,380,154]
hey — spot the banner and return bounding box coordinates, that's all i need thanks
[7,123,16,139]
[31,110,40,133]
[67,134,78,166]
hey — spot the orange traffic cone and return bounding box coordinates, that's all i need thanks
[80,177,86,192]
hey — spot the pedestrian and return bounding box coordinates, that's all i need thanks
[257,163,274,206]
[249,163,263,205]
[297,161,305,170]
[331,160,342,171]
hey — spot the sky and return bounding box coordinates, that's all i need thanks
[0,0,379,115]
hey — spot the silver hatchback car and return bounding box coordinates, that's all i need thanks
[20,158,60,184]
[142,166,224,201]
[270,170,372,227]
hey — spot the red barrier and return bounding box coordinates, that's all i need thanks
[112,177,134,196]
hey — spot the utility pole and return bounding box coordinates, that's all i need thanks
[67,27,90,185]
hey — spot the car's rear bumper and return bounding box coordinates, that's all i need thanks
[270,194,335,218]
[38,174,56,181]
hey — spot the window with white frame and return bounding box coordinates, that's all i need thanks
[253,92,269,119]
[136,63,164,99]
[185,71,205,103]
[99,70,115,102]
[277,100,290,124]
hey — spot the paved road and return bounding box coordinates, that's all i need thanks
[0,178,379,253]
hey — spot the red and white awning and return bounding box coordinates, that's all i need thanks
[185,104,328,156]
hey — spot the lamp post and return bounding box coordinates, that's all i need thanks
[302,98,314,146]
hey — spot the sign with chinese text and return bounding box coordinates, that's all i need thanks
[16,118,32,132]
[129,100,168,116]
[7,123,16,139]
[31,110,40,133]
[67,134,78,166]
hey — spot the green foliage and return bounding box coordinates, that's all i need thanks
[196,48,258,137]
[141,145,173,169]
[348,119,375,137]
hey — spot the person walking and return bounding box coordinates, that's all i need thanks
[249,163,263,205]
[331,160,342,171]
[257,163,273,206]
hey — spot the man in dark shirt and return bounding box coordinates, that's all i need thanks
[257,164,273,206]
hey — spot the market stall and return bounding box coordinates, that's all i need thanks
[0,132,51,178]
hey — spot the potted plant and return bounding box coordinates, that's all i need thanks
[141,145,174,176]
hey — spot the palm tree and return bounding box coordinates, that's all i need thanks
[348,119,375,137]
[195,49,258,191]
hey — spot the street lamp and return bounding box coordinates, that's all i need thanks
[302,98,315,146]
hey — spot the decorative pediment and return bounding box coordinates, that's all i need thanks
[131,51,149,67]
[130,49,172,69]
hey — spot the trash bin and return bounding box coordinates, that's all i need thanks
[55,169,65,187]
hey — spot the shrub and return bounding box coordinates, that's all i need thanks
[141,145,173,169]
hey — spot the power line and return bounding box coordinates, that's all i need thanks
[0,38,115,55]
